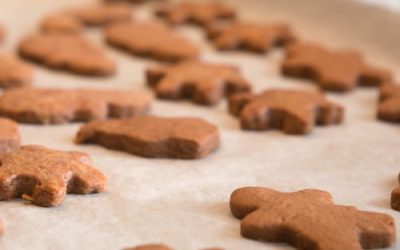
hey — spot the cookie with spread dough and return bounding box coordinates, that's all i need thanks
[0,145,106,207]
[18,33,116,76]
[0,54,33,88]
[105,21,199,62]
[76,116,220,159]
[0,118,20,152]
[0,88,153,124]
[156,1,235,26]
[207,22,295,53]
[378,83,400,122]
[146,61,251,105]
[229,89,344,134]
[282,43,391,91]
[231,187,395,250]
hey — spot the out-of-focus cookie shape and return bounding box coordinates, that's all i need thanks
[231,187,395,250]
[0,88,152,124]
[207,22,295,53]
[282,43,391,91]
[378,83,400,122]
[0,118,20,152]
[124,244,223,250]
[105,21,199,62]
[76,116,220,159]
[18,33,116,76]
[146,61,251,105]
[40,3,132,34]
[156,1,235,26]
[391,173,400,211]
[0,145,106,207]
[229,89,343,134]
[0,23,5,42]
[0,54,33,88]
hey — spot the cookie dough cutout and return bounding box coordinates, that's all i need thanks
[0,54,33,88]
[0,145,106,207]
[0,118,20,152]
[378,83,400,122]
[146,61,251,105]
[105,21,199,62]
[156,2,235,26]
[207,22,295,53]
[281,43,391,92]
[229,89,344,134]
[231,187,395,250]
[76,116,220,159]
[18,33,116,76]
[0,88,152,124]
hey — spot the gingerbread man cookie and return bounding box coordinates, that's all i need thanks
[231,187,395,250]
[0,145,106,207]
[207,22,295,53]
[146,61,251,105]
[378,83,400,122]
[228,89,343,134]
[105,21,199,62]
[0,54,33,88]
[156,2,235,26]
[282,43,391,91]
[18,33,116,76]
[0,118,20,153]
[0,88,152,124]
[391,173,400,211]
[76,116,220,159]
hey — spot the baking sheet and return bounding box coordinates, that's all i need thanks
[0,0,400,249]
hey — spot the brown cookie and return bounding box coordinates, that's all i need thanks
[146,61,251,105]
[0,145,106,207]
[124,244,222,250]
[76,115,220,159]
[391,173,400,211]
[207,22,295,53]
[156,2,235,26]
[228,89,344,134]
[0,23,5,42]
[0,118,20,152]
[0,88,152,124]
[231,187,395,250]
[40,14,83,34]
[105,21,199,62]
[18,33,116,76]
[282,43,391,91]
[0,54,33,88]
[378,83,400,122]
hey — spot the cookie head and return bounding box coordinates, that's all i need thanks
[156,2,235,26]
[0,145,106,207]
[105,21,199,62]
[228,89,344,134]
[230,187,395,249]
[147,61,251,105]
[76,115,220,159]
[0,88,153,124]
[69,3,133,26]
[282,43,391,91]
[18,33,116,76]
[207,22,295,53]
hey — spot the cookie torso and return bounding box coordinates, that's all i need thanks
[76,115,220,159]
[156,2,235,26]
[0,88,153,124]
[147,61,251,105]
[18,33,116,76]
[105,21,199,62]
[0,54,33,88]
[228,89,344,134]
[282,43,391,91]
[0,145,106,207]
[0,118,20,152]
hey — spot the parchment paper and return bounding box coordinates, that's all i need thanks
[0,0,399,249]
